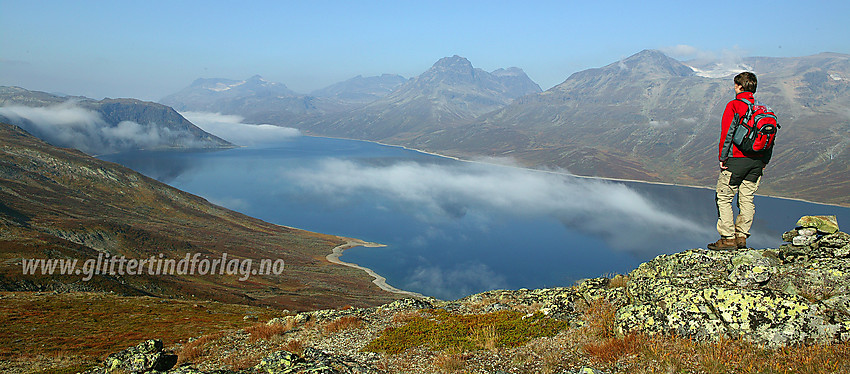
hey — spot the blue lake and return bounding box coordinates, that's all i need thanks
[100,135,850,300]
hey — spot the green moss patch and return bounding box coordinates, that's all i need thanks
[365,309,568,354]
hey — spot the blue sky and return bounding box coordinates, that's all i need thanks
[2,0,848,101]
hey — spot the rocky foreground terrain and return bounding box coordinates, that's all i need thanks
[75,216,850,374]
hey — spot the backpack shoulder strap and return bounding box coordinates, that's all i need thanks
[735,98,754,123]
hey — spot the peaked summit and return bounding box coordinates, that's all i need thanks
[294,55,541,140]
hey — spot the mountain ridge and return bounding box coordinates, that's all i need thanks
[0,86,232,154]
[310,74,408,104]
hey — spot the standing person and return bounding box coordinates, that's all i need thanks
[708,72,773,250]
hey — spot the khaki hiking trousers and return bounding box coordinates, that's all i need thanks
[715,169,761,239]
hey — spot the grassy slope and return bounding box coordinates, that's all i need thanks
[0,292,291,373]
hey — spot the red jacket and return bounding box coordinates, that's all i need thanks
[718,91,770,163]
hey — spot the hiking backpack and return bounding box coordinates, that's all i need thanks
[731,98,780,154]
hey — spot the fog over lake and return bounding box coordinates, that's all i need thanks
[100,117,850,300]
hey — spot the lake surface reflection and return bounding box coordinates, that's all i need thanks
[100,136,850,299]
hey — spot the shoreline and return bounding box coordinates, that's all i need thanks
[301,132,848,209]
[377,140,848,207]
[327,238,425,299]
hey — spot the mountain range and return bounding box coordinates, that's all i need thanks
[162,51,849,206]
[407,50,850,205]
[0,86,231,154]
[291,55,543,140]
[160,73,411,125]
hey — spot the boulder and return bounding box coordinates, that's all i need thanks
[796,215,839,234]
[728,250,779,288]
[83,339,178,373]
[254,350,310,373]
[253,348,371,374]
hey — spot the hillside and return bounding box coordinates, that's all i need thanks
[0,86,232,154]
[0,122,400,310]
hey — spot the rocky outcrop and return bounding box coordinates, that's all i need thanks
[446,215,850,348]
[616,215,849,346]
[253,348,377,374]
[83,340,177,373]
[81,339,375,374]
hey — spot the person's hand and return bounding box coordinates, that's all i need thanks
[720,161,728,170]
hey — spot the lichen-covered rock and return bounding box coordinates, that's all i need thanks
[167,367,207,374]
[574,277,629,307]
[728,250,779,288]
[823,295,850,318]
[254,350,315,373]
[780,225,848,261]
[267,316,294,326]
[793,234,817,246]
[617,285,727,340]
[836,245,850,258]
[83,339,177,373]
[778,244,810,263]
[253,348,375,374]
[615,228,850,347]
[819,232,850,249]
[701,287,833,346]
[797,215,839,234]
[568,367,608,374]
[798,228,818,237]
[380,297,434,312]
[782,229,798,242]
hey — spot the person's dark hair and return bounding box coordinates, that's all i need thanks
[734,72,757,93]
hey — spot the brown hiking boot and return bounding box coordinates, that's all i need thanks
[707,238,737,250]
[735,235,747,249]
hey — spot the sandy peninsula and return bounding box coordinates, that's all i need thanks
[328,238,425,298]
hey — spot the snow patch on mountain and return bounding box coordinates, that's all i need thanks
[686,62,753,78]
[208,81,245,92]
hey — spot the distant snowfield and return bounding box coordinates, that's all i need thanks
[208,82,244,92]
[686,63,752,78]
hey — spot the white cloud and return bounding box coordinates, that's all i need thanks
[661,45,753,78]
[0,103,206,154]
[180,111,300,146]
[284,158,716,252]
[661,44,702,59]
